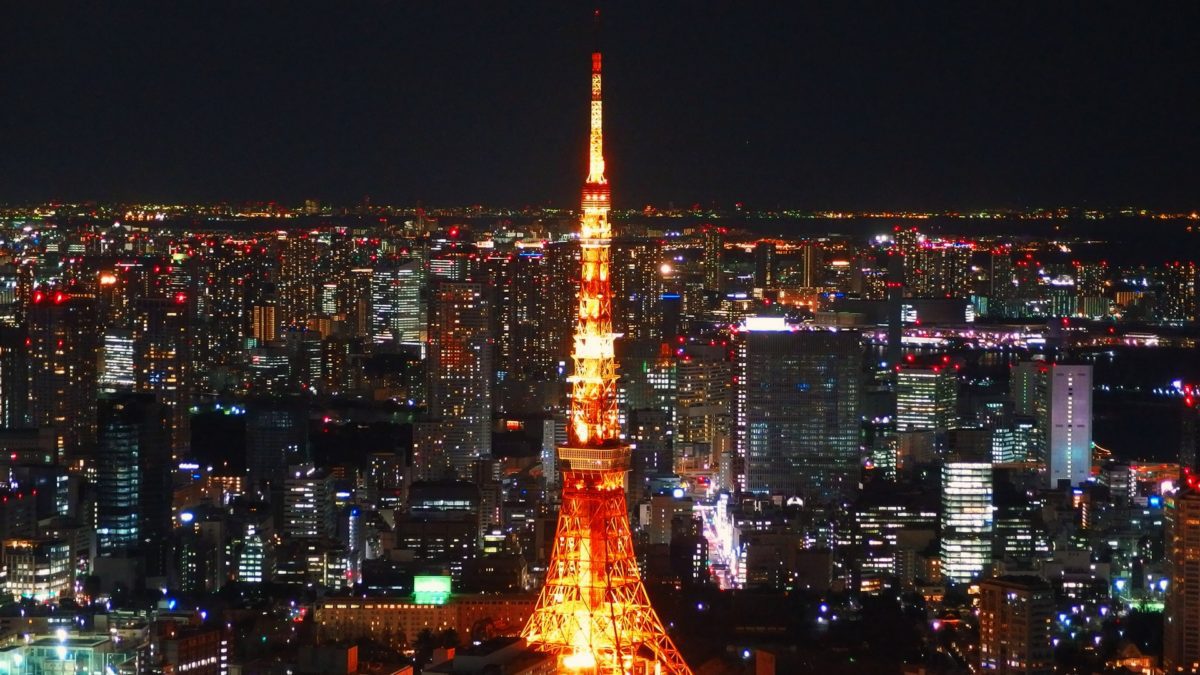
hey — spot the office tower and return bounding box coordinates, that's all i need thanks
[617,341,676,440]
[734,319,863,504]
[278,233,319,326]
[701,226,724,294]
[370,260,424,345]
[993,474,1047,566]
[427,280,492,477]
[675,344,731,447]
[1010,360,1047,419]
[612,238,665,342]
[0,265,21,328]
[96,394,172,573]
[628,408,673,501]
[133,296,191,457]
[245,344,291,394]
[523,46,689,674]
[0,328,28,428]
[282,328,322,391]
[246,400,310,493]
[753,241,776,288]
[99,328,135,393]
[851,487,938,586]
[1165,489,1200,672]
[429,239,477,282]
[27,291,98,460]
[283,464,334,540]
[940,460,993,584]
[978,577,1054,674]
[1046,364,1092,488]
[895,360,958,431]
[794,241,821,289]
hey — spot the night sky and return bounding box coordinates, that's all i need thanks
[2,2,1197,209]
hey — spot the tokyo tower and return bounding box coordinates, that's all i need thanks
[521,19,693,675]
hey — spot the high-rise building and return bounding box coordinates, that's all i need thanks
[796,242,821,289]
[612,238,665,342]
[427,280,492,477]
[522,46,689,674]
[940,459,993,584]
[978,576,1054,674]
[1165,488,1200,672]
[543,241,580,375]
[628,408,673,501]
[370,260,424,345]
[99,328,135,393]
[27,291,98,460]
[96,393,172,572]
[487,247,555,384]
[1182,384,1199,474]
[0,328,29,428]
[913,242,973,298]
[246,400,310,493]
[1046,364,1092,488]
[133,295,192,457]
[278,233,319,326]
[701,226,724,293]
[734,319,863,504]
[1159,261,1198,324]
[752,241,776,288]
[250,300,278,345]
[675,344,731,447]
[283,464,335,541]
[895,359,958,431]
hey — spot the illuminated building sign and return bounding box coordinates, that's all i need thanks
[413,575,451,605]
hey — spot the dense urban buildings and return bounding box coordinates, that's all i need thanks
[0,6,1197,675]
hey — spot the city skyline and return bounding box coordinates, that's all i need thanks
[0,5,1197,675]
[3,3,1199,209]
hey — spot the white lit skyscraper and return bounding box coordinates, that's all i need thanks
[1046,364,1092,488]
[99,328,135,393]
[371,260,424,345]
[940,459,993,584]
[896,359,958,431]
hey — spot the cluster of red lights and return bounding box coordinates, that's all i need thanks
[30,291,67,305]
[1184,467,1200,492]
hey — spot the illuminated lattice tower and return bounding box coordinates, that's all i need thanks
[521,44,691,675]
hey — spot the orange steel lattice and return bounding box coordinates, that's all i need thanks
[521,46,691,675]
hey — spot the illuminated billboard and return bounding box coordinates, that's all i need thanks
[413,575,451,605]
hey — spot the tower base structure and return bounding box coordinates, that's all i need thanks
[522,446,691,674]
